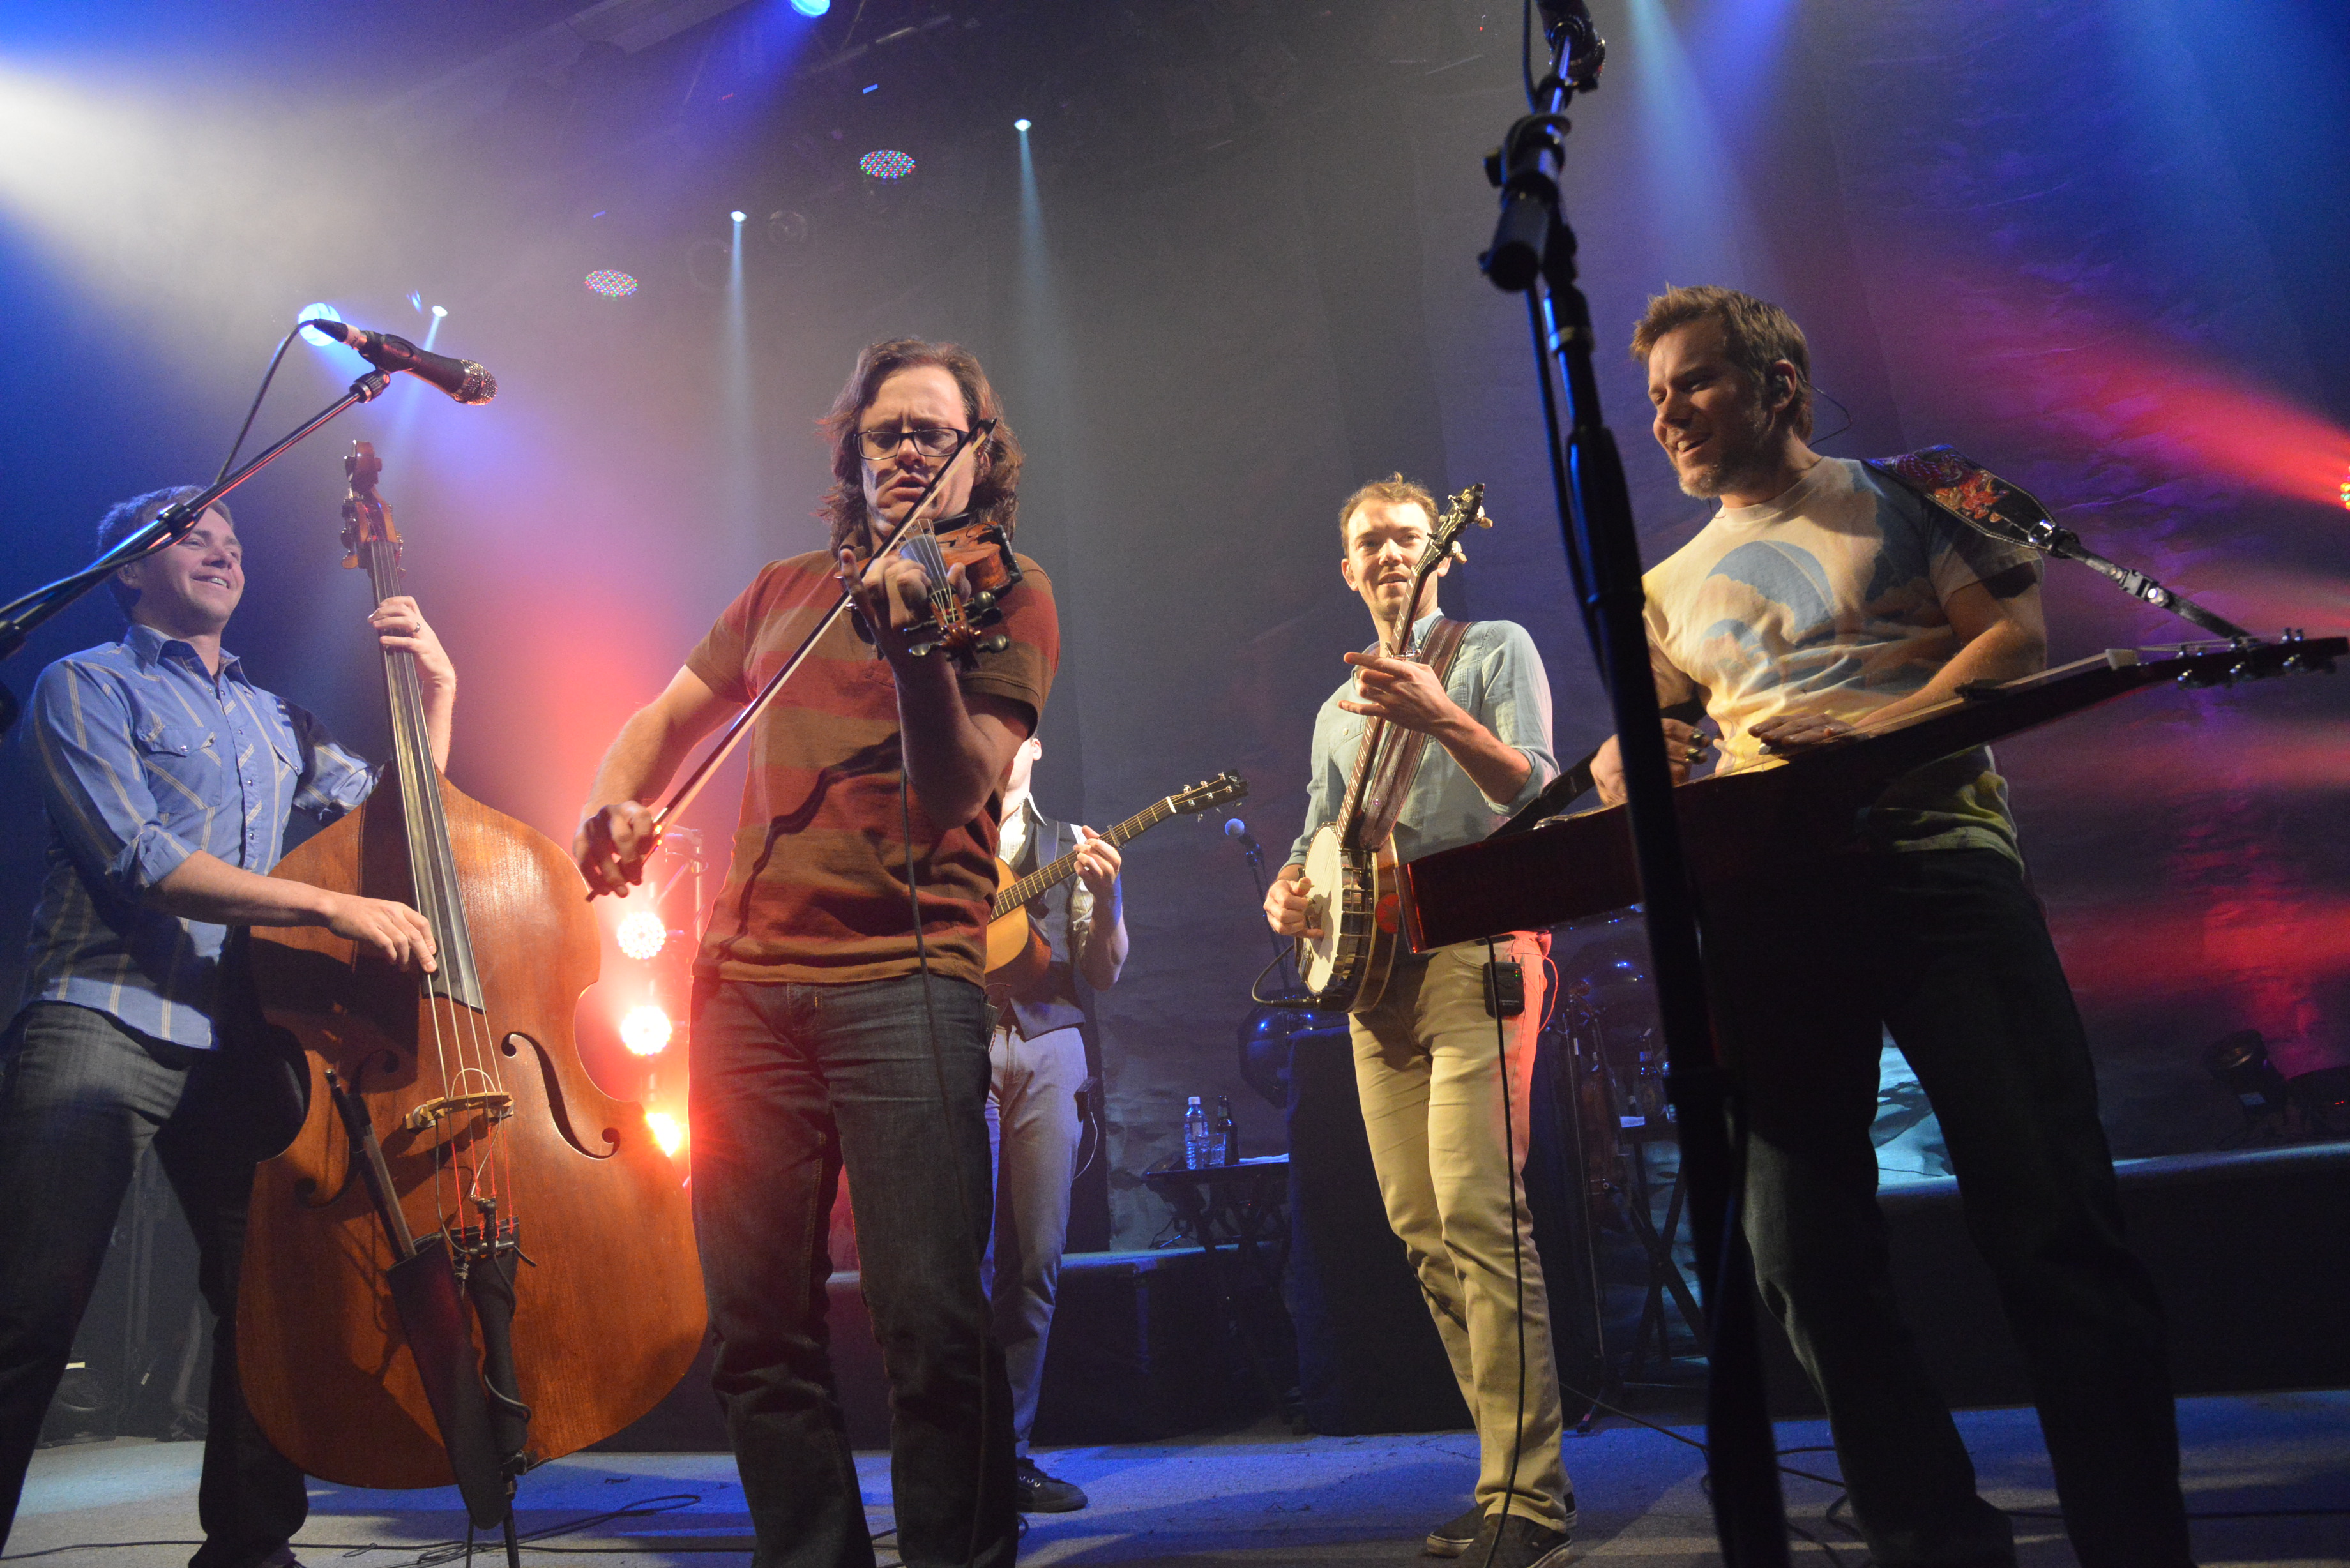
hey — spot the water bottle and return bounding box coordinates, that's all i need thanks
[1211,1094,1239,1166]
[1183,1095,1209,1170]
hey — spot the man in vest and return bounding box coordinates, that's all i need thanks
[986,734,1126,1512]
[1263,476,1575,1568]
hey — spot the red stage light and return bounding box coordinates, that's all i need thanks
[616,909,667,961]
[621,1004,673,1057]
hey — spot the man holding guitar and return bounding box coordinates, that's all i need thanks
[1595,287,2192,1568]
[984,732,1123,1513]
[1264,476,1575,1568]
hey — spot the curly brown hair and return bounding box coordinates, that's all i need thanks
[819,338,1023,553]
[1629,285,1816,440]
[1336,472,1439,543]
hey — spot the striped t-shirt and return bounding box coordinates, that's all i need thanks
[686,547,1058,988]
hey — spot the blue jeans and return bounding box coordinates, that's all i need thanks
[690,974,1017,1568]
[0,1002,307,1568]
[1708,849,2188,1568]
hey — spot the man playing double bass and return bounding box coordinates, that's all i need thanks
[575,340,1054,1568]
[1595,285,2191,1568]
[1264,476,1575,1568]
[0,488,454,1567]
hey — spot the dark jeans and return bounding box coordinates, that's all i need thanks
[691,974,1017,1568]
[0,1002,307,1568]
[1706,848,2190,1568]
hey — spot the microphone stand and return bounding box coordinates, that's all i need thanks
[0,370,394,729]
[1482,10,1789,1564]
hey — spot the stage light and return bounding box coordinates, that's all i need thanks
[584,269,640,298]
[862,83,879,94]
[646,1110,686,1157]
[621,1004,674,1057]
[858,149,916,180]
[407,291,423,313]
[296,302,342,348]
[2340,464,2349,512]
[1015,117,1031,132]
[791,0,830,14]
[430,304,448,318]
[731,209,747,223]
[616,908,667,960]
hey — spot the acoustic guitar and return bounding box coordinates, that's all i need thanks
[987,773,1248,992]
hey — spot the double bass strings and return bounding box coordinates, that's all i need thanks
[365,540,514,1249]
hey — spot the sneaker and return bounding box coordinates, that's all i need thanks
[1015,1456,1089,1512]
[1424,1504,1487,1557]
[1462,1511,1575,1568]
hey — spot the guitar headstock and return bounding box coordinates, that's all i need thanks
[339,440,402,568]
[1169,773,1249,815]
[2158,632,2343,688]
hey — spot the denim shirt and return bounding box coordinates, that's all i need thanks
[19,624,375,1048]
[1288,613,1557,869]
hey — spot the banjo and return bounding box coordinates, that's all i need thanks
[1295,484,1490,1013]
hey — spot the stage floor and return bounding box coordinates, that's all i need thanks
[11,1391,2344,1565]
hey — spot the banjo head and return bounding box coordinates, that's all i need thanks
[1296,827,1346,991]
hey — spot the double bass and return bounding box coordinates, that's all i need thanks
[232,444,704,1538]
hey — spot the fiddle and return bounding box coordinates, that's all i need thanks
[872,516,1025,662]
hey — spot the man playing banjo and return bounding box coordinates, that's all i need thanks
[1264,476,1574,1568]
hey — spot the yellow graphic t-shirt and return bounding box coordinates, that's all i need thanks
[1642,457,2038,859]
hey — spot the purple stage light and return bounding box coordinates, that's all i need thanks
[859,149,915,180]
[584,269,640,298]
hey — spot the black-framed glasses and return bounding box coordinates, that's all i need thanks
[856,426,968,460]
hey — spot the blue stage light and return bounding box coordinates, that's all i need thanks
[731,209,747,222]
[296,303,343,348]
[1015,117,1031,132]
[430,304,448,318]
[790,0,830,15]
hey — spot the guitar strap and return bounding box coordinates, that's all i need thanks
[1355,616,1473,850]
[1863,445,2058,547]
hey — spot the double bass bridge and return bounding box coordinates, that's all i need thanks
[403,1091,515,1133]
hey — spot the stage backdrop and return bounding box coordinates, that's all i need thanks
[1,0,2342,1248]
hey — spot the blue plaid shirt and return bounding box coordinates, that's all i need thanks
[19,624,375,1049]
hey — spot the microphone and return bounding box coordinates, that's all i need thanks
[1224,817,1262,859]
[1536,0,1607,90]
[307,319,497,405]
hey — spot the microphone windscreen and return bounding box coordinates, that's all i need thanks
[1224,818,1247,837]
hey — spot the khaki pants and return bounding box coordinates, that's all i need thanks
[1350,932,1569,1530]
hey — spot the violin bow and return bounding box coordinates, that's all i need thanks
[625,422,997,867]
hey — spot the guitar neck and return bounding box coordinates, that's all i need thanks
[994,799,1170,916]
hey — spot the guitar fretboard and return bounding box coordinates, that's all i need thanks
[992,798,1174,918]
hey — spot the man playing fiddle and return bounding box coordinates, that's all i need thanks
[575,340,1056,1568]
[0,489,453,1568]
